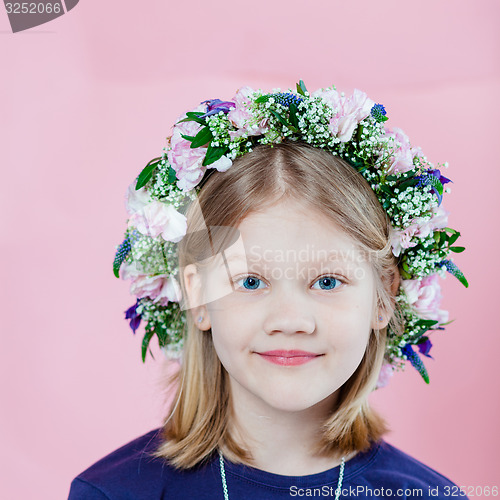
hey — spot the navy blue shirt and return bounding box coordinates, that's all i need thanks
[68,428,465,499]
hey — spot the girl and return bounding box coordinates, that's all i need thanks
[69,81,468,499]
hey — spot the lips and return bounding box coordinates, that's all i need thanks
[256,350,322,366]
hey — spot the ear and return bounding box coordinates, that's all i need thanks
[183,263,211,331]
[371,267,401,331]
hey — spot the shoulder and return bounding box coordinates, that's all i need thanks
[350,439,467,498]
[68,428,171,499]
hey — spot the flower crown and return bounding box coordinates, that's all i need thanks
[113,80,468,386]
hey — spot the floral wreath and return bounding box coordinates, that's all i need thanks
[113,80,468,386]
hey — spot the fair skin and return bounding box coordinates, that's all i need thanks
[184,198,390,475]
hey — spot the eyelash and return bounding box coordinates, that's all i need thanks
[233,274,345,292]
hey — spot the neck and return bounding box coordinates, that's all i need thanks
[227,387,349,476]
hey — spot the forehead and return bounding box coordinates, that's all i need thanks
[208,199,370,270]
[240,201,362,252]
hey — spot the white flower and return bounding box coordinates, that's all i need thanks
[209,155,232,172]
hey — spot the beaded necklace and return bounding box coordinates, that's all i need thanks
[218,451,346,500]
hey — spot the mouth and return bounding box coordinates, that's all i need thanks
[255,350,323,367]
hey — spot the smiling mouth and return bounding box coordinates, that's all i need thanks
[256,350,323,366]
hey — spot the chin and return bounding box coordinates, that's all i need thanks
[259,388,338,414]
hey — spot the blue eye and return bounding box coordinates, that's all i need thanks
[312,276,341,291]
[234,275,342,291]
[236,276,265,290]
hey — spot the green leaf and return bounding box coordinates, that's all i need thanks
[296,80,308,96]
[379,184,393,196]
[346,157,364,170]
[416,335,430,344]
[356,124,364,143]
[154,324,167,348]
[136,157,161,190]
[190,127,213,148]
[394,170,414,183]
[255,95,270,104]
[270,109,290,128]
[167,166,177,184]
[289,102,299,128]
[141,329,155,363]
[398,178,419,190]
[439,231,447,246]
[428,175,443,195]
[447,232,460,246]
[400,268,411,280]
[450,246,465,253]
[415,319,439,328]
[181,134,195,142]
[203,144,228,166]
[178,112,207,126]
[439,318,456,326]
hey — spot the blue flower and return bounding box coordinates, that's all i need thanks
[370,103,388,123]
[199,99,235,118]
[401,343,430,384]
[125,299,142,334]
[113,236,132,278]
[415,169,452,205]
[438,259,469,288]
[272,92,303,107]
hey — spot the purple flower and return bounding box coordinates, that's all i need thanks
[416,169,452,205]
[417,338,433,358]
[199,99,236,118]
[125,299,142,334]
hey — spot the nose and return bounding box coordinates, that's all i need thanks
[262,288,316,336]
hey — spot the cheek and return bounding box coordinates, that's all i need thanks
[208,308,247,363]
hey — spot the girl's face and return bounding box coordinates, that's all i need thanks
[192,198,385,415]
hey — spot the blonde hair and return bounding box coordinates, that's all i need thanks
[153,142,402,468]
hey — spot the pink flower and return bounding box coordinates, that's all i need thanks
[390,207,450,257]
[384,128,421,174]
[390,225,419,257]
[167,105,235,190]
[154,275,182,305]
[416,206,450,239]
[121,263,182,305]
[125,183,151,216]
[227,86,269,137]
[402,274,448,323]
[167,105,207,192]
[128,200,187,243]
[314,88,374,142]
[376,362,395,389]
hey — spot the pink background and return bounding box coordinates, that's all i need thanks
[1,1,499,498]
